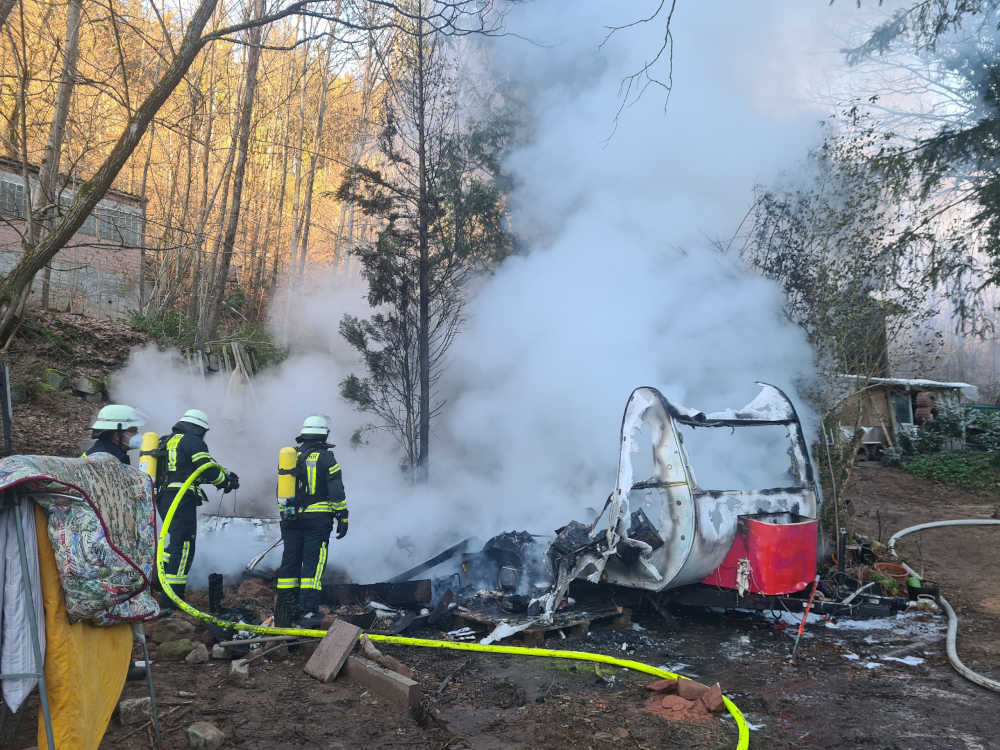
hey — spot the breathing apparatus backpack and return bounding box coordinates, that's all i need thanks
[152,435,171,495]
[137,431,168,494]
[277,445,316,515]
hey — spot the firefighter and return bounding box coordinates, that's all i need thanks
[275,415,348,628]
[156,409,239,609]
[82,404,145,464]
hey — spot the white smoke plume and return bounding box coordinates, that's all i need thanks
[112,2,892,586]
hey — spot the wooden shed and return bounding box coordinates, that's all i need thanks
[836,376,979,454]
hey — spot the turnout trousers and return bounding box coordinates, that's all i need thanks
[156,490,198,601]
[276,512,334,615]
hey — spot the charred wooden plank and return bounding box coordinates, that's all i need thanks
[324,580,432,607]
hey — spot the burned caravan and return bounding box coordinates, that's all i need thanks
[533,383,820,618]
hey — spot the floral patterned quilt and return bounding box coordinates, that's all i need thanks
[0,454,158,624]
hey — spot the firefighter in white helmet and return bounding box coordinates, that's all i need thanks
[156,409,239,609]
[82,404,145,464]
[274,415,348,628]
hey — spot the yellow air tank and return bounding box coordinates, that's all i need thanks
[277,446,297,506]
[138,431,159,482]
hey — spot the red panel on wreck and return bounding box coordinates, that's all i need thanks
[700,513,817,595]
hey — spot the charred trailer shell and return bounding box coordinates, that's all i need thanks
[536,383,819,617]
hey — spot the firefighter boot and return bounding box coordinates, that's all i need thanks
[157,584,185,614]
[275,589,298,628]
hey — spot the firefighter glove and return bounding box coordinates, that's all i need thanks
[335,516,348,539]
[223,471,240,493]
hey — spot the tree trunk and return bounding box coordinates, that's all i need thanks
[277,22,312,343]
[295,37,334,278]
[202,0,264,341]
[416,16,431,480]
[35,0,82,311]
[0,0,17,34]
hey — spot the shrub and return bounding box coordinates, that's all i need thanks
[902,451,1000,490]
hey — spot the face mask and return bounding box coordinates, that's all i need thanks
[128,434,143,451]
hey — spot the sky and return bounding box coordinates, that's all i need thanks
[113,1,907,586]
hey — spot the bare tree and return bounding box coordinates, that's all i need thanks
[202,0,265,340]
[34,0,82,311]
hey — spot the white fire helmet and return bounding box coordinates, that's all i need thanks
[299,415,330,437]
[179,408,210,431]
[90,404,145,432]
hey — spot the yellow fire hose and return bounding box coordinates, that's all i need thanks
[156,463,750,749]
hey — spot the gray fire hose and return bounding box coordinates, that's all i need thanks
[888,519,1000,693]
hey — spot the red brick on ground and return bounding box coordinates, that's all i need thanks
[676,678,710,701]
[700,683,725,713]
[644,678,678,693]
[303,620,361,682]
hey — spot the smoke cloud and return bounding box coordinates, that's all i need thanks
[112,2,890,586]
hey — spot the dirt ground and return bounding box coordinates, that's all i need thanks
[4,310,149,457]
[75,465,1000,748]
[845,463,1000,679]
[0,469,997,750]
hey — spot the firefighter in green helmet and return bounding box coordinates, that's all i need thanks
[274,415,348,628]
[82,404,145,464]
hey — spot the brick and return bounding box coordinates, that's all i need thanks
[654,694,712,722]
[661,695,694,712]
[343,656,420,710]
[644,678,678,693]
[676,678,710,701]
[700,683,725,713]
[303,619,361,682]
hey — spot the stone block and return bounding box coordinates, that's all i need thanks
[185,642,209,664]
[229,658,249,685]
[10,380,26,404]
[187,721,225,750]
[211,644,229,660]
[74,375,102,394]
[157,638,196,661]
[150,618,196,643]
[303,619,361,683]
[118,697,151,726]
[343,656,420,710]
[43,369,66,389]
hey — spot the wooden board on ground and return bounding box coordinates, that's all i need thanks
[303,620,362,683]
